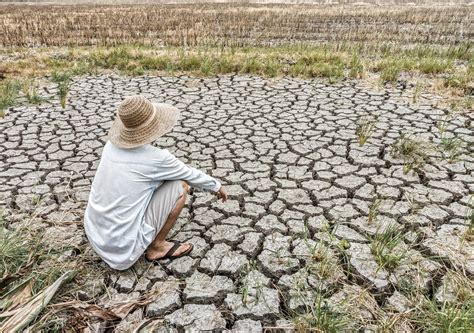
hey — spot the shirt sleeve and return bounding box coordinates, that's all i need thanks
[152,149,221,192]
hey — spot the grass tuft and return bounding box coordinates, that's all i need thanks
[51,71,72,108]
[292,295,351,333]
[413,298,473,332]
[391,134,432,174]
[22,79,44,105]
[349,52,365,79]
[370,224,407,271]
[368,198,382,224]
[380,64,401,83]
[355,117,377,146]
[305,243,334,279]
[419,58,453,74]
[436,114,453,137]
[438,136,464,163]
[0,79,21,117]
[0,213,39,278]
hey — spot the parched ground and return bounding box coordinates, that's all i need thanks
[0,75,473,331]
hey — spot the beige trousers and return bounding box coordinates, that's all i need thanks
[144,180,184,236]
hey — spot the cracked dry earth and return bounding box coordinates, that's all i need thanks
[1,74,473,332]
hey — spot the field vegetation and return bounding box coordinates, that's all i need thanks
[1,43,472,114]
[0,3,473,115]
[0,4,470,47]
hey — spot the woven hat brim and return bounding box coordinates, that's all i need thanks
[109,103,179,149]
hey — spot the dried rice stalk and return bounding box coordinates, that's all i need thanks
[0,270,77,332]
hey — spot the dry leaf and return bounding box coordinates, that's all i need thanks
[0,279,32,313]
[108,295,155,319]
[0,307,22,318]
[48,289,160,323]
[82,304,120,321]
[0,270,77,332]
[132,319,165,333]
[8,282,32,311]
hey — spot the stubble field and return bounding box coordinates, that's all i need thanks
[0,3,471,47]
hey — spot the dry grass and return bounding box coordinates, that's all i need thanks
[0,210,109,331]
[0,4,471,47]
[391,134,434,173]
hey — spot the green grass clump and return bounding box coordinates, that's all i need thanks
[178,53,204,71]
[444,67,473,95]
[367,198,382,224]
[370,224,406,271]
[435,113,465,163]
[104,46,133,69]
[51,71,72,108]
[240,57,264,75]
[305,243,335,279]
[0,79,21,117]
[0,78,48,117]
[436,114,453,137]
[380,64,401,83]
[444,75,467,89]
[443,43,473,61]
[438,136,464,163]
[349,52,365,79]
[292,295,351,333]
[286,49,346,81]
[139,56,170,71]
[288,61,311,77]
[391,134,432,174]
[22,79,44,105]
[419,58,453,74]
[413,298,473,332]
[0,214,38,278]
[311,63,344,83]
[264,59,279,78]
[199,58,216,76]
[216,56,236,74]
[88,46,145,73]
[355,117,377,146]
[376,56,419,82]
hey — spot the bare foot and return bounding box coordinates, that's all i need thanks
[146,240,192,261]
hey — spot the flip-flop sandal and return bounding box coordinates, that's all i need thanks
[146,240,193,262]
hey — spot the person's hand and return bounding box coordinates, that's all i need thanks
[216,186,228,203]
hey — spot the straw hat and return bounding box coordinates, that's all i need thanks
[109,95,179,149]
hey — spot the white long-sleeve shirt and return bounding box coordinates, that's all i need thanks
[84,141,221,270]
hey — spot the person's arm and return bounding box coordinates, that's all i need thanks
[153,149,222,193]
